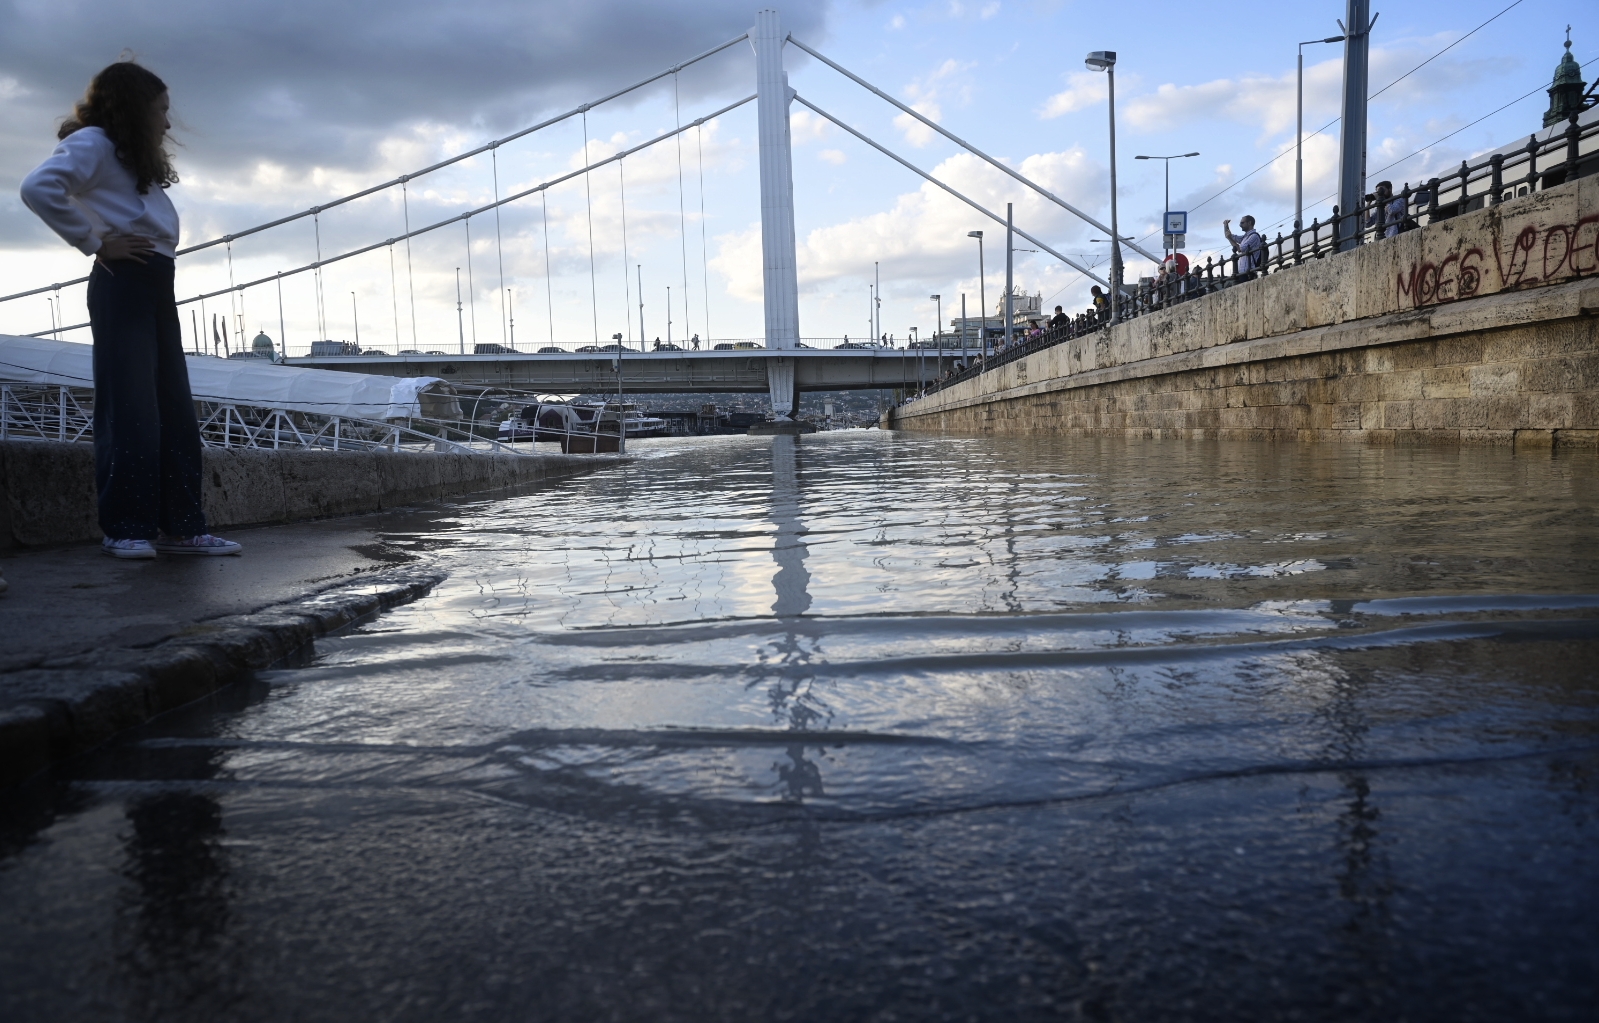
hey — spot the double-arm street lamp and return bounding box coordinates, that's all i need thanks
[1133,152,1200,261]
[1297,33,1345,231]
[1084,50,1122,324]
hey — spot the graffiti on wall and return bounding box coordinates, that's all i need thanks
[1397,213,1599,309]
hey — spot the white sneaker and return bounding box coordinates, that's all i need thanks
[102,538,158,559]
[155,534,242,556]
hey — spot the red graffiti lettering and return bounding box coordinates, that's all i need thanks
[1543,224,1572,280]
[1435,253,1460,303]
[1458,248,1483,297]
[1570,214,1599,276]
[1414,262,1438,305]
[1398,215,1594,309]
[1492,224,1538,289]
[1397,266,1417,304]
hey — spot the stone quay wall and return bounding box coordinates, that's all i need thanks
[889,175,1599,447]
[0,443,611,550]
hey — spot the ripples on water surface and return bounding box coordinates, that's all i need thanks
[3,434,1597,1022]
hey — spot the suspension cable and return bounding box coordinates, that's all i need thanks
[388,243,400,348]
[0,32,754,311]
[793,94,1108,287]
[674,73,692,340]
[541,191,554,347]
[313,212,326,342]
[492,148,508,346]
[696,123,712,345]
[402,179,418,348]
[28,95,756,338]
[464,217,478,348]
[789,35,1164,268]
[619,160,633,348]
[582,110,599,346]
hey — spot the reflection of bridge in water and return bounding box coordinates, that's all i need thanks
[294,346,951,393]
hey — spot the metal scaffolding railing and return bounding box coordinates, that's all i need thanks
[0,381,535,455]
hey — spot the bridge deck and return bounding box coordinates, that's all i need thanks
[289,347,966,392]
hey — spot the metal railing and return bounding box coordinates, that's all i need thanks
[905,112,1599,406]
[1,381,533,455]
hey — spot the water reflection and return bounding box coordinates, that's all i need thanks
[768,436,812,620]
[763,436,828,801]
[117,790,236,1015]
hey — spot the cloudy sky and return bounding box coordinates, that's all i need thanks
[1,0,1592,353]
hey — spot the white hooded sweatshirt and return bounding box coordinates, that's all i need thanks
[20,127,180,258]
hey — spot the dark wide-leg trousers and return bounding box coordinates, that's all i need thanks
[86,254,208,541]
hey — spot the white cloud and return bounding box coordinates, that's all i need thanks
[980,1,1000,19]
[712,146,1106,304]
[892,59,973,148]
[1039,72,1106,119]
[890,14,906,30]
[818,149,847,165]
[789,109,832,145]
[894,105,943,148]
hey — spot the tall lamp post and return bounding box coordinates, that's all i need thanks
[930,293,942,369]
[967,230,985,356]
[1133,152,1200,261]
[1085,50,1122,324]
[1297,33,1345,232]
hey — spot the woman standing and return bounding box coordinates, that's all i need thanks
[21,62,240,558]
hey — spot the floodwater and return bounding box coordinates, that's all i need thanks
[3,433,1598,1022]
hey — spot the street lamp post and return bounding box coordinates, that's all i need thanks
[1133,152,1200,260]
[351,292,360,350]
[1085,50,1122,324]
[1297,33,1345,233]
[967,230,985,356]
[930,293,942,371]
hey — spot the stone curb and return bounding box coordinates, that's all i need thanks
[0,564,446,790]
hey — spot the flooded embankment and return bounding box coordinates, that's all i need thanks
[3,433,1596,1022]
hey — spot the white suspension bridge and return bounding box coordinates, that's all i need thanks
[2,8,1169,436]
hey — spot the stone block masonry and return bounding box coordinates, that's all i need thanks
[0,444,613,550]
[891,175,1599,446]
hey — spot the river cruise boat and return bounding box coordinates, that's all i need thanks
[498,401,668,443]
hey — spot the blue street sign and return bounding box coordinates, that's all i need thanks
[1164,211,1188,235]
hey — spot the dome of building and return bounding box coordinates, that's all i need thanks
[252,331,276,356]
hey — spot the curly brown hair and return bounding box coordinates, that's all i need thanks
[58,62,176,194]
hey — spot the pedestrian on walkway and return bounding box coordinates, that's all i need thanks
[1222,216,1264,277]
[1367,181,1407,239]
[20,62,240,559]
[1049,305,1069,330]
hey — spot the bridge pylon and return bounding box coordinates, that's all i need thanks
[754,8,800,418]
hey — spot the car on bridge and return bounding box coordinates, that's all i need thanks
[538,347,565,354]
[833,341,874,349]
[474,343,519,355]
[653,342,684,351]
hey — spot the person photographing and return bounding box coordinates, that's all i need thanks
[21,61,240,559]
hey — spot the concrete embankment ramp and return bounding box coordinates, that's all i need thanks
[0,442,612,550]
[891,176,1599,446]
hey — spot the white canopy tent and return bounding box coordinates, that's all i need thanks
[0,335,446,420]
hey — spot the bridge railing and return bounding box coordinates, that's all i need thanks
[902,112,1599,408]
[281,337,923,360]
[0,381,531,455]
